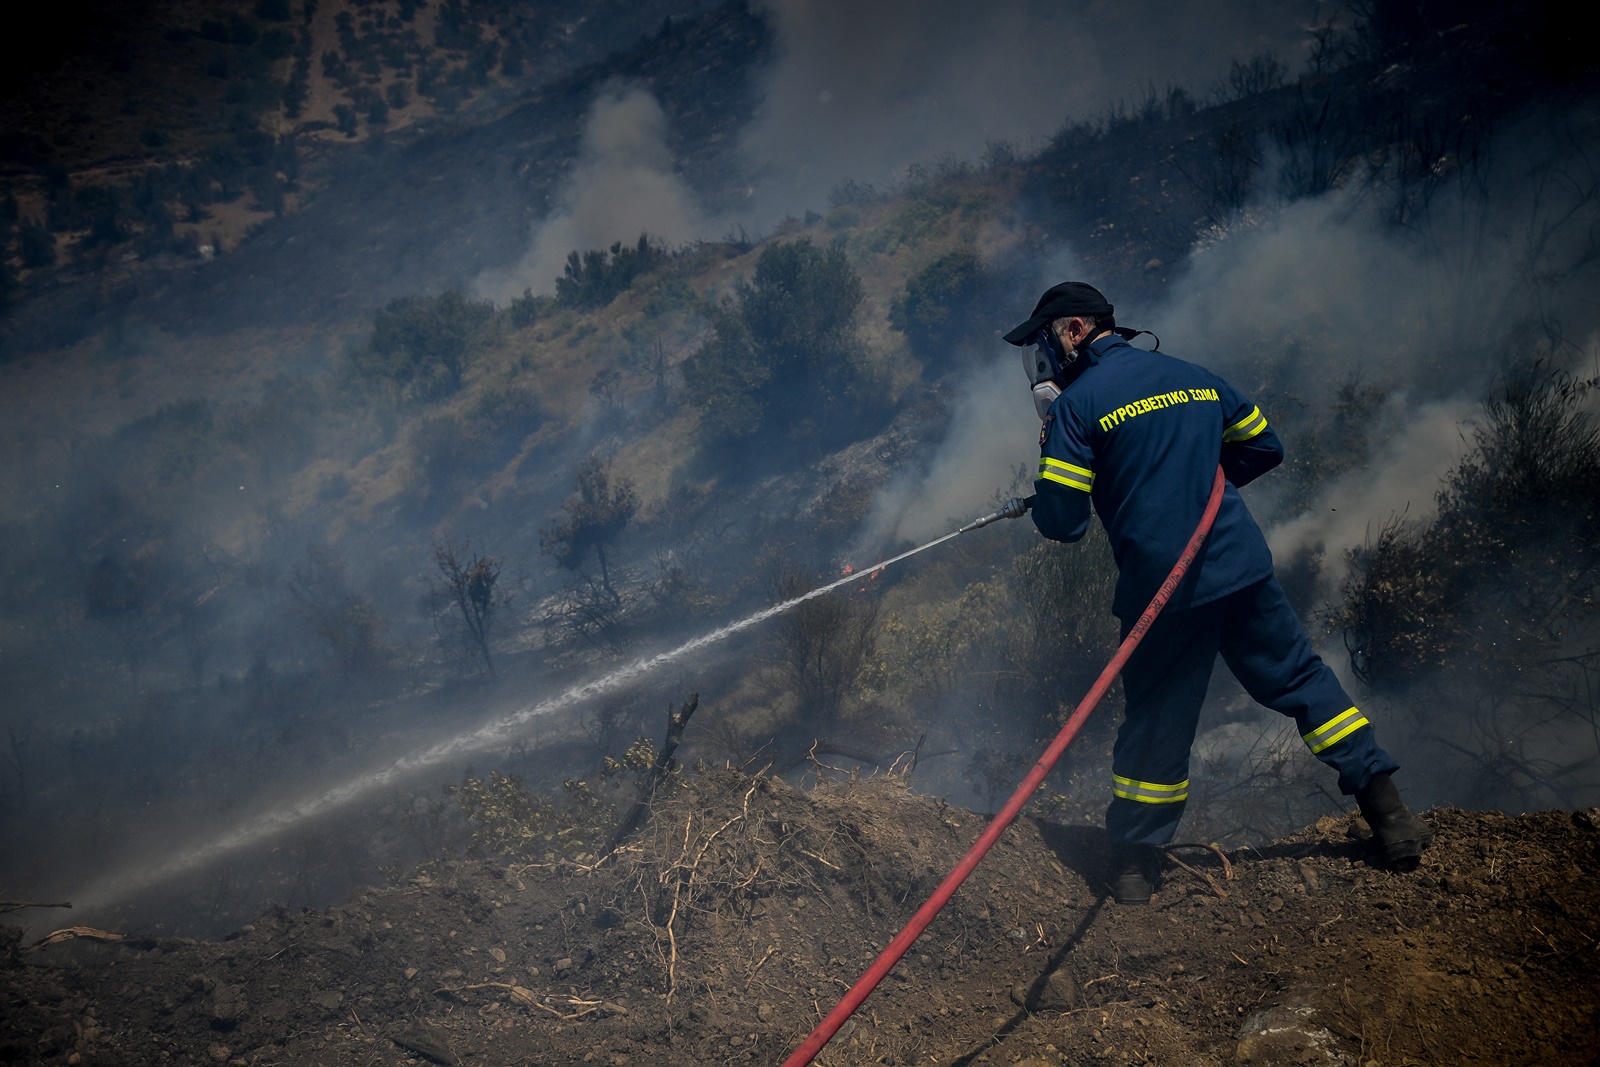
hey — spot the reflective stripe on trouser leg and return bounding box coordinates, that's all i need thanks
[1217,577,1399,794]
[1107,774,1191,848]
[1112,775,1189,804]
[1302,707,1369,753]
[1107,601,1223,847]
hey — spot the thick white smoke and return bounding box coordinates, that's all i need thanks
[858,360,1041,550]
[1157,191,1507,395]
[856,184,1528,606]
[476,86,708,301]
[1267,396,1477,598]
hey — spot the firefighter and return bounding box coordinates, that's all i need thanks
[1004,282,1431,904]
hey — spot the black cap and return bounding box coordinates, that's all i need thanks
[1002,282,1115,345]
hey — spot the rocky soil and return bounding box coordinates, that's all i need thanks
[4,772,1599,1066]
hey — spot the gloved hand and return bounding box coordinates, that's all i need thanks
[1000,495,1034,520]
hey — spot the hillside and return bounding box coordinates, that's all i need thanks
[5,773,1599,1066]
[1,0,1599,1037]
[0,0,767,353]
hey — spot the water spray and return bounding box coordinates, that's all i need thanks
[70,496,1038,908]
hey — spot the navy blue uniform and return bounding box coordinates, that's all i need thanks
[1033,334,1397,846]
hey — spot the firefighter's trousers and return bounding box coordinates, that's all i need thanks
[1106,575,1398,848]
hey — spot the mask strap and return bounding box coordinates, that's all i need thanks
[1112,326,1161,351]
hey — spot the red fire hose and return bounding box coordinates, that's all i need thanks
[781,465,1227,1067]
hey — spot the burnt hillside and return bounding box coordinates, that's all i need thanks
[5,773,1599,1066]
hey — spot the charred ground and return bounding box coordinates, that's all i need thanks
[5,772,1600,1066]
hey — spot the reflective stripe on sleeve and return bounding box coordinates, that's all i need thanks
[1112,774,1189,804]
[1039,456,1094,493]
[1301,707,1370,754]
[1223,406,1269,442]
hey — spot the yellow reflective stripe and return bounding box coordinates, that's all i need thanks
[1223,406,1268,442]
[1040,469,1090,491]
[1302,707,1370,754]
[1038,456,1094,493]
[1112,774,1189,804]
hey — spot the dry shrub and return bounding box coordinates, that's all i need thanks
[1341,367,1600,686]
[603,770,1015,1003]
[1340,366,1600,807]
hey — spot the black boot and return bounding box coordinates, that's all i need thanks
[1355,772,1433,871]
[1108,844,1162,904]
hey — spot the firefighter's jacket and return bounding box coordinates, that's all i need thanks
[1032,333,1283,619]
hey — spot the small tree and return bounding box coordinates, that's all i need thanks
[432,541,502,679]
[539,455,638,598]
[352,290,497,402]
[544,576,627,654]
[889,248,990,362]
[681,238,870,446]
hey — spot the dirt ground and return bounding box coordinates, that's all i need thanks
[4,772,1599,1066]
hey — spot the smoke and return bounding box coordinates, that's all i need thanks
[476,86,709,302]
[858,360,1040,550]
[738,0,1313,220]
[1156,190,1507,396]
[1267,395,1477,597]
[855,155,1574,616]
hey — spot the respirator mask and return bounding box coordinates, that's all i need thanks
[1022,326,1075,420]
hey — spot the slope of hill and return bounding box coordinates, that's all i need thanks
[0,0,769,354]
[1,0,1599,1023]
[5,773,1599,1066]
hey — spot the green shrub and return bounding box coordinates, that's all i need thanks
[889,248,990,361]
[286,545,390,678]
[1004,527,1121,737]
[503,288,547,328]
[412,415,483,493]
[681,238,874,447]
[865,519,1120,742]
[352,290,498,402]
[539,455,638,596]
[554,234,668,309]
[472,383,541,438]
[868,198,944,253]
[412,385,540,493]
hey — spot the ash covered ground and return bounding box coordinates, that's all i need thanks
[5,773,1599,1066]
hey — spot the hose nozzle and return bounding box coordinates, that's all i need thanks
[957,494,1035,535]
